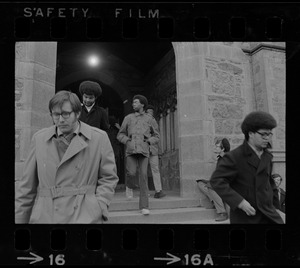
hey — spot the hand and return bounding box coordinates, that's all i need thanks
[238,199,256,216]
[98,202,108,222]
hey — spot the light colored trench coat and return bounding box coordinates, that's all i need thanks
[15,121,119,224]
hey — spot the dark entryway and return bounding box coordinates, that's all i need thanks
[55,42,173,188]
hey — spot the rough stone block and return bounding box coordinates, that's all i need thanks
[30,110,53,128]
[25,42,57,69]
[15,110,32,127]
[33,64,56,85]
[176,57,204,83]
[177,95,204,120]
[214,119,235,135]
[16,79,34,110]
[179,135,204,161]
[18,127,33,162]
[31,80,56,112]
[177,80,204,96]
[231,47,249,62]
[181,161,216,180]
[15,42,26,60]
[180,178,202,198]
[15,162,24,181]
[179,119,202,136]
[181,42,209,58]
[15,61,30,78]
[209,44,232,59]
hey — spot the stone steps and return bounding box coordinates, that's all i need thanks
[109,191,200,212]
[106,207,229,224]
[107,191,229,224]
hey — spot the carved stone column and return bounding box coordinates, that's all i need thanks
[251,44,286,151]
[15,42,57,180]
[172,42,252,199]
[250,43,286,186]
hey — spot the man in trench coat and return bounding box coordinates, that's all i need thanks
[15,90,119,224]
[210,111,284,224]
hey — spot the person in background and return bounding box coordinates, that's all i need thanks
[271,173,285,213]
[196,138,230,222]
[210,111,284,224]
[107,115,123,183]
[78,80,109,131]
[117,95,159,216]
[15,90,118,224]
[146,105,166,199]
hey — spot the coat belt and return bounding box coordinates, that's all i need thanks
[37,185,96,199]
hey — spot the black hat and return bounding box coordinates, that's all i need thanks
[79,81,102,98]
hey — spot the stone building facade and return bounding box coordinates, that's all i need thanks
[15,42,286,203]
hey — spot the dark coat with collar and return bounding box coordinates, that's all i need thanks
[210,140,283,224]
[79,104,109,131]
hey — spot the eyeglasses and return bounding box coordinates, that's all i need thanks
[256,131,273,139]
[51,111,73,120]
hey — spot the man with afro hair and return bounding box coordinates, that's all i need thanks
[78,80,109,131]
[210,111,284,224]
[117,95,159,216]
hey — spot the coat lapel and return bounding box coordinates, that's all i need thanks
[44,126,60,167]
[257,151,272,175]
[243,141,260,169]
[57,122,91,167]
[58,135,88,167]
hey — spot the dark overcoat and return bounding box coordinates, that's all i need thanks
[79,104,109,131]
[210,140,283,224]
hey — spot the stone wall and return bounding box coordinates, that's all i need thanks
[251,46,286,189]
[15,42,57,181]
[172,42,285,199]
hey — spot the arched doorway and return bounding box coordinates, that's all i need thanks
[55,42,179,194]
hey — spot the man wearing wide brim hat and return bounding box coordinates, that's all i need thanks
[79,80,109,131]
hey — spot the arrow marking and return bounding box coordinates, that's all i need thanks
[17,252,43,264]
[154,252,181,265]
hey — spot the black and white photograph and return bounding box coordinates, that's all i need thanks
[15,41,286,224]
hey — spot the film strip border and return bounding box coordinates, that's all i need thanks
[10,226,292,265]
[14,16,284,40]
[1,3,299,40]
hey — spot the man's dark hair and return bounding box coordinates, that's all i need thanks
[241,111,277,140]
[216,138,230,152]
[133,95,148,110]
[79,80,102,98]
[271,173,282,180]
[221,138,230,152]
